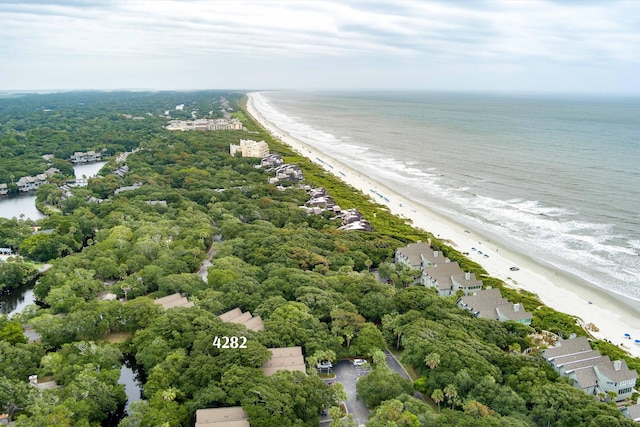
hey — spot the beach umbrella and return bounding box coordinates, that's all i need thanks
[634,339,640,344]
[624,333,631,338]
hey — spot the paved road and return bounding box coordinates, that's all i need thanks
[385,349,426,402]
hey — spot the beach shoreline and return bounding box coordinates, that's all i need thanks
[246,92,640,358]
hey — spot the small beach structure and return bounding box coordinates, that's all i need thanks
[195,406,249,427]
[218,307,264,332]
[542,336,638,402]
[261,346,306,376]
[153,293,194,310]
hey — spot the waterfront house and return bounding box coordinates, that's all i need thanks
[16,176,37,192]
[70,150,102,163]
[456,288,533,325]
[0,183,7,195]
[44,167,61,177]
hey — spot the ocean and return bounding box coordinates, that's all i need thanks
[250,91,640,306]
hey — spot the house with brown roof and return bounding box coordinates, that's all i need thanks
[261,346,306,376]
[542,336,638,401]
[218,307,264,332]
[195,406,249,427]
[456,288,533,325]
[154,293,194,310]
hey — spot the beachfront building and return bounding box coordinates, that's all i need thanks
[268,164,304,183]
[542,336,638,401]
[260,153,284,168]
[261,346,306,377]
[456,288,533,325]
[230,139,270,158]
[394,241,481,295]
[336,208,372,231]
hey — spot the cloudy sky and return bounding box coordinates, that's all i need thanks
[1,0,639,93]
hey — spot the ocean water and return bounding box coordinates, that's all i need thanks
[251,91,640,304]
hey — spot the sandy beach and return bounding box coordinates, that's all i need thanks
[246,92,640,358]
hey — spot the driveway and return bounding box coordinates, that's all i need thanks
[321,360,371,427]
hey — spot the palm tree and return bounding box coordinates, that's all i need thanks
[431,389,444,412]
[162,388,177,401]
[424,352,441,370]
[444,384,458,409]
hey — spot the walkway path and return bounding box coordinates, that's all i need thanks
[196,234,221,282]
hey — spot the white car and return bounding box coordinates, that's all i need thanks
[352,359,367,366]
[317,361,333,369]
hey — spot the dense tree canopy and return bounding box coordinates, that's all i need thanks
[0,90,636,426]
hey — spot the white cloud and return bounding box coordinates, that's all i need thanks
[1,0,639,91]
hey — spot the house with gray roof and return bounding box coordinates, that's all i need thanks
[456,288,533,325]
[623,403,640,422]
[395,241,481,294]
[0,183,8,196]
[395,241,436,270]
[542,336,638,401]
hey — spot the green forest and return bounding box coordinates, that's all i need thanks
[0,90,637,426]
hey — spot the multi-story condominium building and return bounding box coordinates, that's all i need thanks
[230,139,270,158]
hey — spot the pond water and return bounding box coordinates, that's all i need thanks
[73,161,106,180]
[0,194,47,221]
[0,161,106,221]
[119,362,144,411]
[0,161,108,312]
[0,286,35,316]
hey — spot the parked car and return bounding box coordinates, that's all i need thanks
[510,266,520,271]
[352,359,367,366]
[317,361,333,369]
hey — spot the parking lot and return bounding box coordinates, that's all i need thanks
[320,360,371,426]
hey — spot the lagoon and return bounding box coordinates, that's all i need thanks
[0,161,106,221]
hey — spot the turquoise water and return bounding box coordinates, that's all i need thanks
[251,91,640,304]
